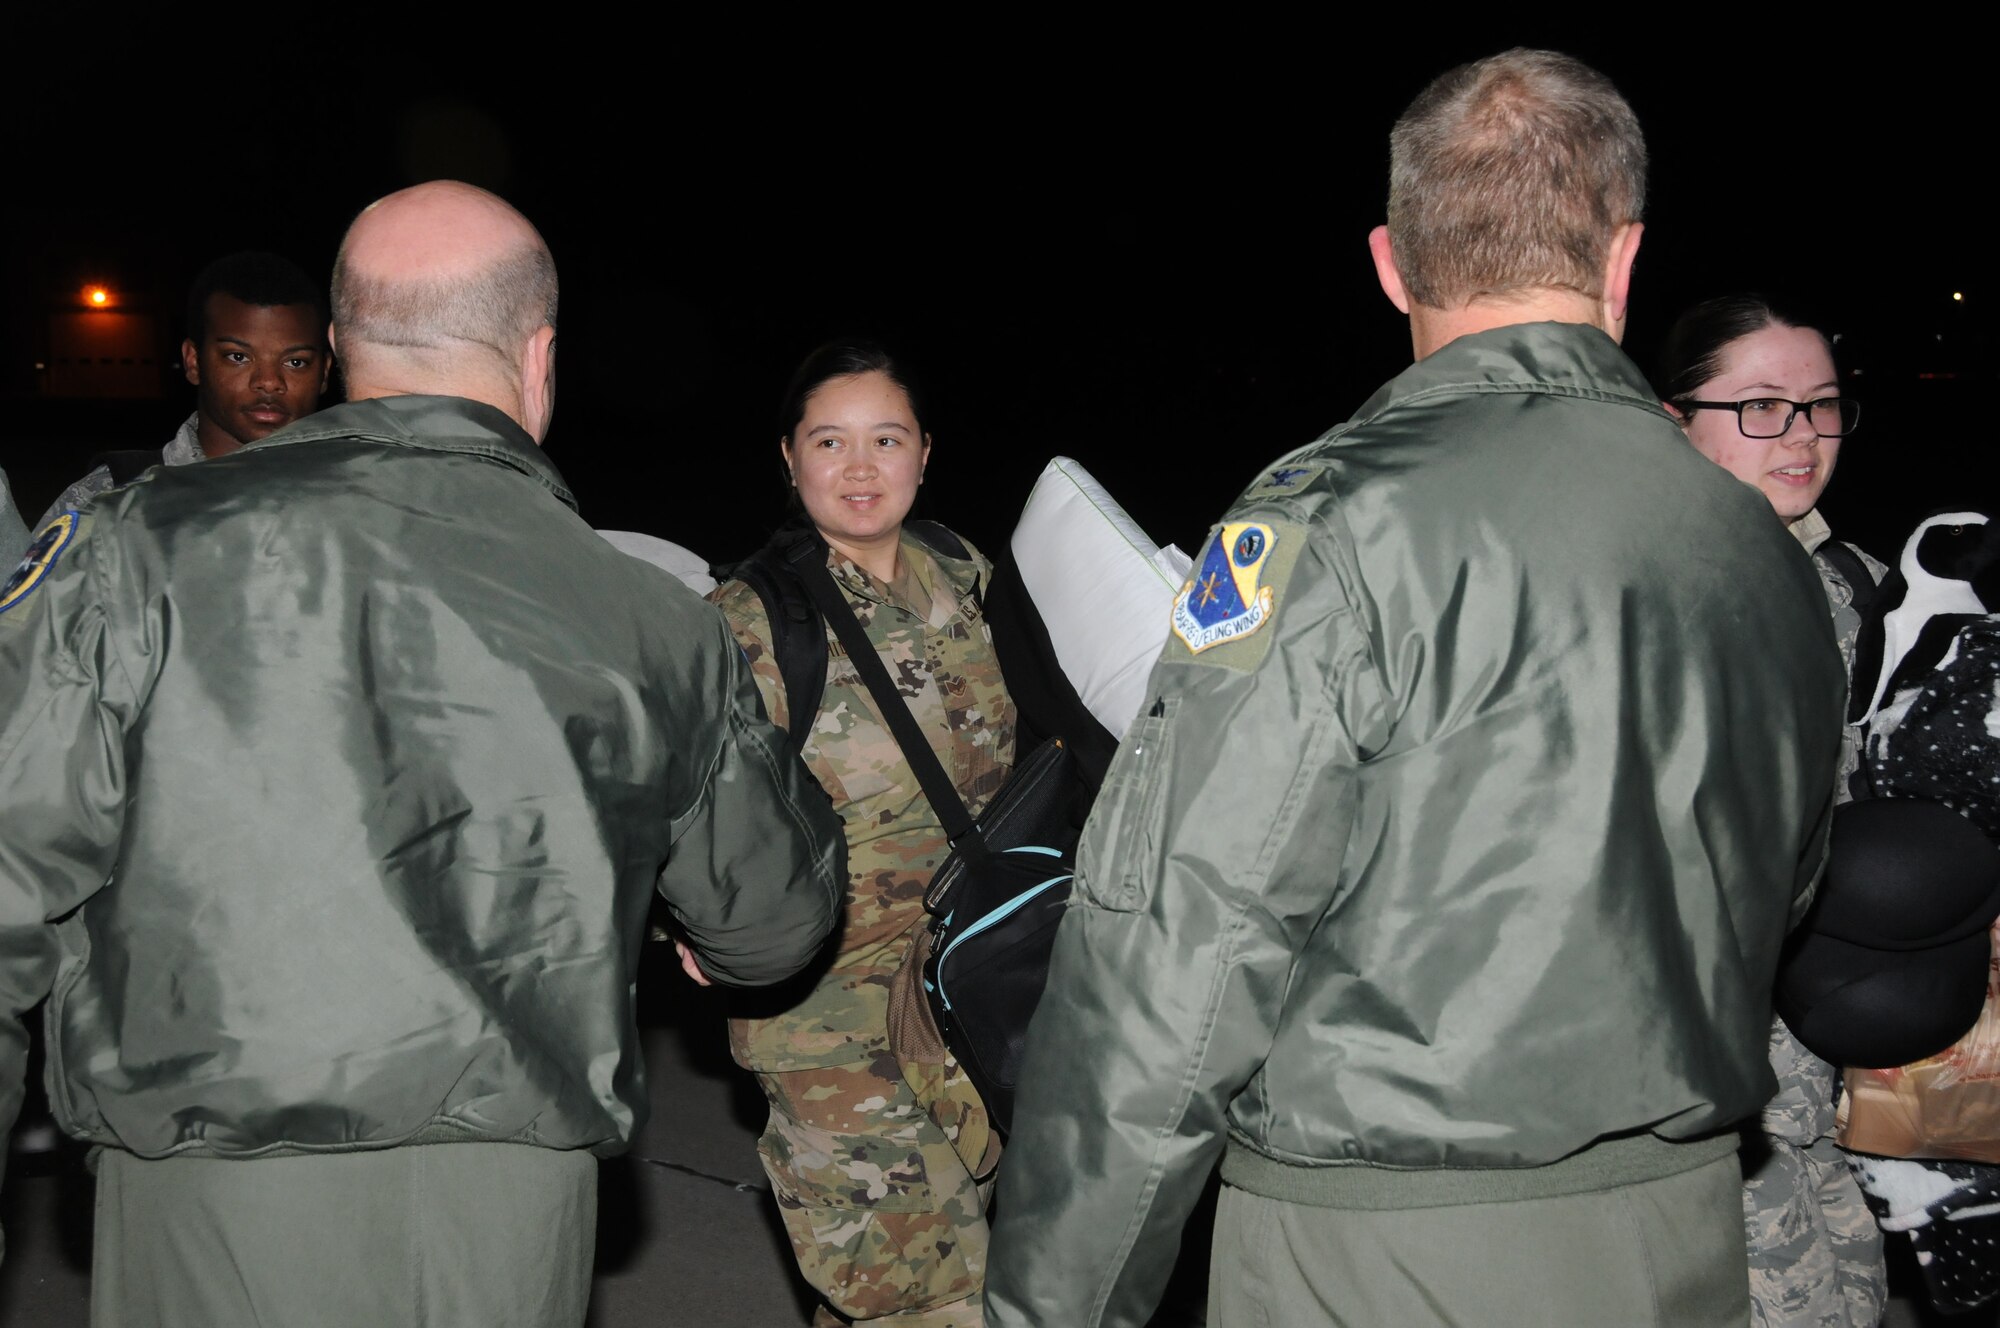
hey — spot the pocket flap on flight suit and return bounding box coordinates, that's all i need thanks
[1074,695,1180,913]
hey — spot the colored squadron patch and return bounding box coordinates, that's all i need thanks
[0,512,80,616]
[1173,521,1280,653]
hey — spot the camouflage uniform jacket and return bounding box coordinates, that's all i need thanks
[36,413,203,530]
[714,531,1017,1071]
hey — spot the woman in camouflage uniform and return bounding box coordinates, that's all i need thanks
[1660,295,1887,1327]
[709,341,1015,1327]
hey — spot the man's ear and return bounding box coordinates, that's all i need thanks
[1600,221,1644,342]
[1368,226,1411,315]
[180,338,201,387]
[778,437,795,483]
[1661,399,1687,424]
[519,324,558,442]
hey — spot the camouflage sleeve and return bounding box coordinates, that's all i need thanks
[33,466,114,533]
[709,579,790,736]
[1815,543,1885,809]
[0,469,28,564]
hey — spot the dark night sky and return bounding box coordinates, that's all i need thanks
[4,30,1989,564]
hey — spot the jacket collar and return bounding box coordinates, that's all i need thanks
[246,395,577,512]
[1353,321,1669,425]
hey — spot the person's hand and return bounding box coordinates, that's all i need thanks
[674,940,712,987]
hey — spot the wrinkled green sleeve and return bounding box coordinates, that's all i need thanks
[0,519,140,1204]
[986,511,1381,1328]
[654,615,844,988]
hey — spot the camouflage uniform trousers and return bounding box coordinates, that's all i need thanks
[756,1048,998,1326]
[1743,1130,1886,1326]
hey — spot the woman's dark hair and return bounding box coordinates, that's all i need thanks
[776,338,928,443]
[1654,293,1834,408]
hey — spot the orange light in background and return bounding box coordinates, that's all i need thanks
[85,285,111,308]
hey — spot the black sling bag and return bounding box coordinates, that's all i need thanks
[786,536,1078,1136]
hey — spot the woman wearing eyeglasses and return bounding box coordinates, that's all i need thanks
[1657,294,1887,1328]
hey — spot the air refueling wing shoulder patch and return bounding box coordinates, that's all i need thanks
[1168,519,1305,670]
[0,511,81,618]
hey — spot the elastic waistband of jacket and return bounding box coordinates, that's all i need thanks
[1219,1129,1739,1210]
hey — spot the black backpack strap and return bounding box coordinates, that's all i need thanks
[907,520,980,608]
[981,547,1116,795]
[906,520,968,561]
[1818,540,1878,617]
[785,538,982,855]
[723,527,827,751]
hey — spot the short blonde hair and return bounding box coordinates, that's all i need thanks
[1388,49,1647,309]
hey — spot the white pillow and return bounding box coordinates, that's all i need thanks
[597,530,717,595]
[1011,458,1191,739]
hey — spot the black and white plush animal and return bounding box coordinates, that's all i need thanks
[1836,512,2000,1320]
[1853,510,2000,835]
[1850,511,1999,727]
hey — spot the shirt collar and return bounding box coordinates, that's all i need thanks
[828,533,973,627]
[163,413,204,466]
[1789,507,1832,554]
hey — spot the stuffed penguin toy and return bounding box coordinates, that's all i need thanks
[1850,510,1998,730]
[1849,512,2000,836]
[1827,510,2000,1316]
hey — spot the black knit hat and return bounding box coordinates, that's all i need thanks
[1775,798,2000,1069]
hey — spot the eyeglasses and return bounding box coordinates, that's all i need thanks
[1678,397,1861,439]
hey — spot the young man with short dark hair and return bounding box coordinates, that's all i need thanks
[37,250,330,526]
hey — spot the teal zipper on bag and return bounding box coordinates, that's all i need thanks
[932,847,1073,1012]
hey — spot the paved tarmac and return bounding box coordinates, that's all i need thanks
[0,946,1984,1326]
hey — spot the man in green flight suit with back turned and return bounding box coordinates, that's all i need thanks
[0,181,845,1327]
[986,50,1847,1328]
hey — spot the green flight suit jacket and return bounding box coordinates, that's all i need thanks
[985,323,1846,1327]
[0,395,843,1198]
